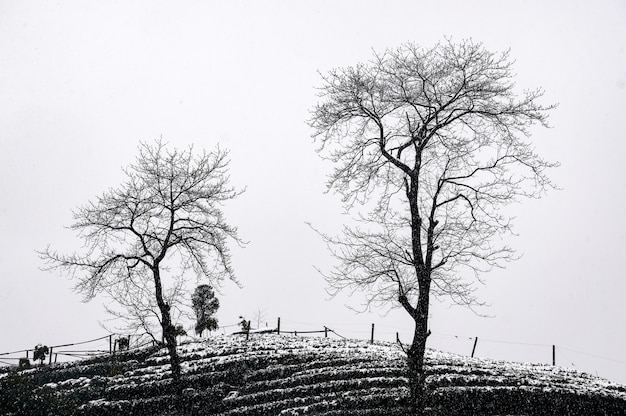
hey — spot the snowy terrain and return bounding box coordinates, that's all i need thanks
[1,334,624,415]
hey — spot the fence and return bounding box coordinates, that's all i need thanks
[0,333,156,368]
[1,318,625,380]
[237,317,626,377]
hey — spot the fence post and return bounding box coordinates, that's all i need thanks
[48,347,53,365]
[396,332,400,344]
[324,326,328,338]
[370,323,375,344]
[552,345,556,366]
[246,320,251,340]
[109,335,113,354]
[277,317,281,335]
[471,337,478,358]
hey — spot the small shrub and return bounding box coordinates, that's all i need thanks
[33,344,49,365]
[18,358,31,369]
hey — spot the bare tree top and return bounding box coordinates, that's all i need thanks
[308,39,558,311]
[41,139,244,302]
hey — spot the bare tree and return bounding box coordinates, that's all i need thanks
[252,307,268,329]
[308,39,557,412]
[40,139,244,398]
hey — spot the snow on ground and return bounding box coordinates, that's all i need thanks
[1,334,625,415]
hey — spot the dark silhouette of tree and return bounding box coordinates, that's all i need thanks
[308,39,557,413]
[192,284,219,337]
[40,139,244,399]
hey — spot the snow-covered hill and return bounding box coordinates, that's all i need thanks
[1,334,624,415]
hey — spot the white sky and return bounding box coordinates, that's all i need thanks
[1,0,625,384]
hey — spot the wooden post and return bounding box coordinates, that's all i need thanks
[109,335,113,354]
[48,347,53,365]
[324,326,328,338]
[246,320,251,340]
[552,345,556,366]
[277,317,281,335]
[54,353,58,363]
[370,323,375,344]
[396,332,400,344]
[471,337,478,358]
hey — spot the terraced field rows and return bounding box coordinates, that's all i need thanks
[1,334,625,415]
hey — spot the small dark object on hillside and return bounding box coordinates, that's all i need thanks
[33,344,48,364]
[18,358,30,369]
[174,324,187,337]
[117,337,130,351]
[238,316,250,332]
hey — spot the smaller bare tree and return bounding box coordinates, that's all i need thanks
[252,307,268,329]
[40,139,244,398]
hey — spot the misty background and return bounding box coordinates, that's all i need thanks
[1,1,625,384]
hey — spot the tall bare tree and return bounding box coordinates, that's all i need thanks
[40,139,243,397]
[308,40,557,412]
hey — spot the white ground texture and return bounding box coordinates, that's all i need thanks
[2,334,625,415]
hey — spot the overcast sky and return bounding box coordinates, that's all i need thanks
[1,0,625,384]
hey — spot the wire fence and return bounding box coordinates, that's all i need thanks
[220,317,626,378]
[0,333,157,368]
[1,317,624,381]
[260,318,626,381]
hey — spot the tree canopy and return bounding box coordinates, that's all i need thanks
[41,139,244,397]
[192,284,220,336]
[310,39,557,311]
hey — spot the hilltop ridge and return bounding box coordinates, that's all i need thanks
[1,334,625,415]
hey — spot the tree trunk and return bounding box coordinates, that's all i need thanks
[163,320,183,397]
[152,267,183,399]
[399,271,432,414]
[407,319,430,414]
[404,174,432,413]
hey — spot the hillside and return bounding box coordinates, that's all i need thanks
[1,334,625,415]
